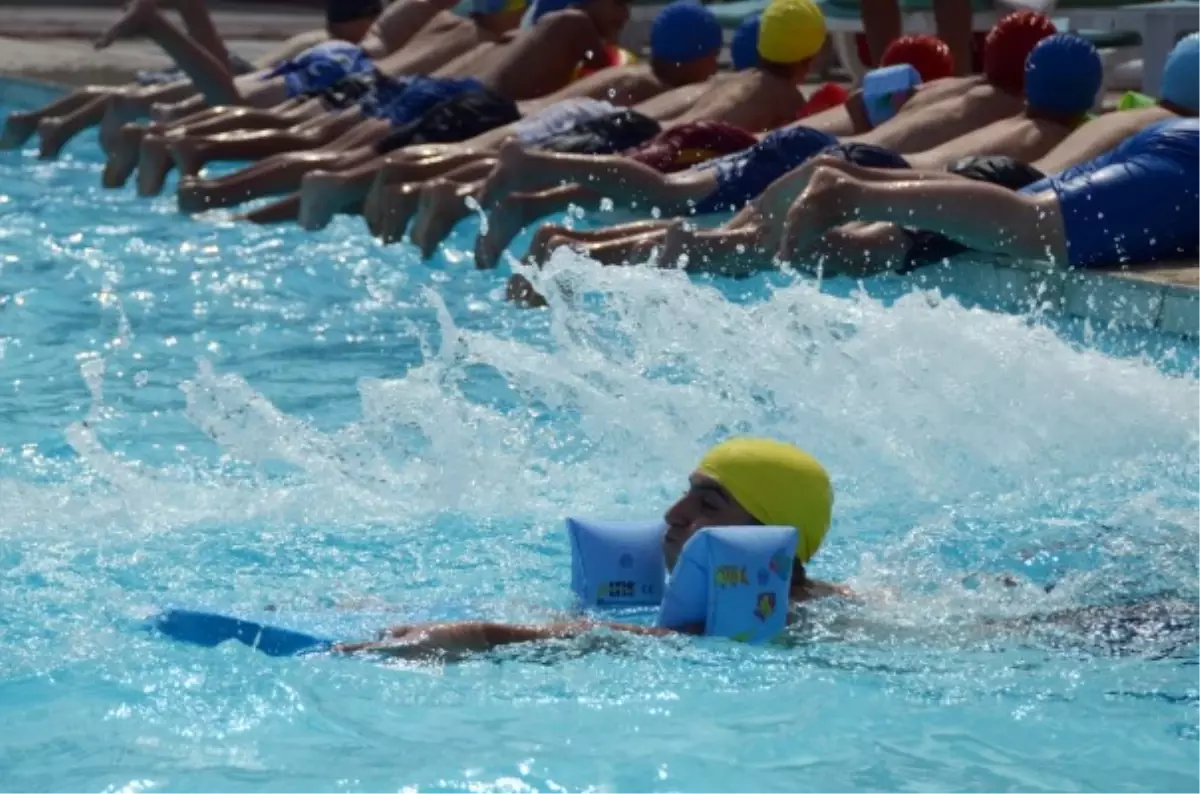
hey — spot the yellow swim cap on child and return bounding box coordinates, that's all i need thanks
[757,0,826,64]
[697,437,834,564]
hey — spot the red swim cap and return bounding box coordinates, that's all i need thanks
[983,11,1057,94]
[797,81,850,119]
[880,35,955,82]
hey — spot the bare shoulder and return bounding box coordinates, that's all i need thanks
[537,7,598,35]
[253,30,330,67]
[764,80,807,121]
[371,1,454,52]
[608,68,667,104]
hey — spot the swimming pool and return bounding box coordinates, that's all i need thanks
[1,81,1197,793]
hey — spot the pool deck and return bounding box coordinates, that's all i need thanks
[0,10,1196,339]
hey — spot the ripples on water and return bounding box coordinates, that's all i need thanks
[0,94,1197,792]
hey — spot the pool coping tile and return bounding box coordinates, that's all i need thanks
[910,255,1199,338]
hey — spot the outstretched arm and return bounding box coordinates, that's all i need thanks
[334,619,698,660]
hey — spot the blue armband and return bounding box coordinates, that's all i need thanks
[862,64,921,128]
[567,517,666,607]
[655,525,798,644]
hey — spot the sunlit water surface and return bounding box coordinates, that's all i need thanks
[1,84,1197,793]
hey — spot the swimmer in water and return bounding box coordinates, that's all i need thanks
[335,437,849,659]
[504,31,1102,297]
[777,35,1200,275]
[247,0,724,230]
[471,10,1059,271]
[104,0,529,193]
[168,0,633,213]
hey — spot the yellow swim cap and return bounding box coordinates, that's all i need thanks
[757,0,827,64]
[697,437,833,564]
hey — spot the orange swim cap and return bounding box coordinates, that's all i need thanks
[881,35,955,82]
[983,11,1057,95]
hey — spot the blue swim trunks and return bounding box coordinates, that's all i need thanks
[1021,116,1199,268]
[690,126,838,215]
[816,141,911,170]
[359,75,487,128]
[264,41,375,99]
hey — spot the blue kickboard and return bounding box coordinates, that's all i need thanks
[151,608,335,657]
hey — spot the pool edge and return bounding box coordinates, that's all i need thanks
[904,256,1198,338]
[0,76,1196,339]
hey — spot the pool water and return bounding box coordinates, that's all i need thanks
[1,83,1197,793]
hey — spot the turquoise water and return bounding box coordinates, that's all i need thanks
[1,81,1198,793]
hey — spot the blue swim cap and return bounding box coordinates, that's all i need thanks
[650,1,723,63]
[730,14,762,70]
[1162,33,1200,113]
[1024,33,1102,117]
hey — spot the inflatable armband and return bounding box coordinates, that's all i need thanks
[655,525,798,643]
[862,63,921,128]
[567,517,666,606]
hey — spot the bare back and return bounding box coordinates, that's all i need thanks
[901,75,986,112]
[805,76,987,137]
[375,13,490,77]
[361,0,461,57]
[857,82,1025,153]
[251,30,331,68]
[1034,106,1177,174]
[673,70,805,131]
[466,11,606,101]
[633,80,711,122]
[520,64,669,114]
[907,115,1076,170]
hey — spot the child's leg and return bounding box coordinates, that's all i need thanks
[363,153,493,234]
[176,0,235,73]
[779,167,1067,264]
[479,140,716,214]
[238,192,302,225]
[525,221,674,264]
[95,1,241,106]
[36,96,109,158]
[301,158,390,230]
[371,182,424,243]
[176,136,384,212]
[2,86,110,149]
[167,119,356,178]
[655,221,770,277]
[407,160,503,258]
[476,184,602,270]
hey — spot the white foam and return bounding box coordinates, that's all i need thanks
[4,250,1197,617]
